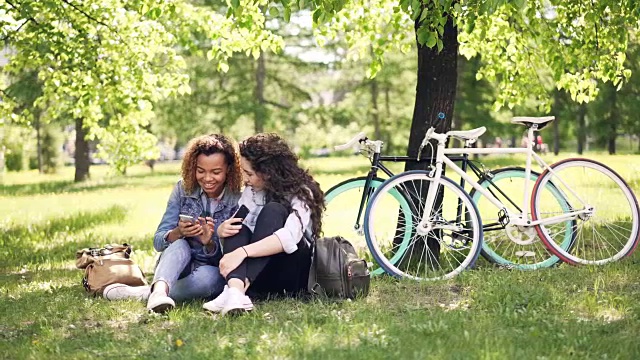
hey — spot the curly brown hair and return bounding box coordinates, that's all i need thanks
[181,134,242,194]
[239,133,325,239]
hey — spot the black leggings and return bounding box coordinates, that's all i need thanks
[223,202,311,297]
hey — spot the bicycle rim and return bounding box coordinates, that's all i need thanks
[471,168,569,270]
[532,158,640,265]
[365,170,482,281]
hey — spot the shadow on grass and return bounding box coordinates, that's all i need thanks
[0,170,178,197]
[0,205,136,270]
[2,275,639,359]
[0,180,121,197]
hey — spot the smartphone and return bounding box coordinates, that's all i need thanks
[179,214,196,223]
[232,205,250,224]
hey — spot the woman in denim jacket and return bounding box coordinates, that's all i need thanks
[104,134,242,313]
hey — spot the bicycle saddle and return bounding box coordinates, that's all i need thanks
[511,116,555,129]
[446,127,487,141]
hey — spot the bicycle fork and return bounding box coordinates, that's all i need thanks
[417,141,449,235]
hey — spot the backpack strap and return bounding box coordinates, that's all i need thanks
[306,232,329,297]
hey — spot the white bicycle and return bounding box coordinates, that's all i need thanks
[362,116,640,281]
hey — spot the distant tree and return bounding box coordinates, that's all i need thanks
[0,0,282,179]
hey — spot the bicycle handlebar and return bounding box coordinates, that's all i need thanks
[335,132,367,151]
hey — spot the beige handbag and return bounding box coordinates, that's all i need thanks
[75,244,147,296]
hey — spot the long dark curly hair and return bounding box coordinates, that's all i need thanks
[181,134,242,194]
[240,133,325,239]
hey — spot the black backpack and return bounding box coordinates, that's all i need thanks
[307,236,371,299]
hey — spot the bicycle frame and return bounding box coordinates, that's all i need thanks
[418,125,592,233]
[347,147,481,234]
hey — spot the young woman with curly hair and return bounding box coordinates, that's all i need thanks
[203,133,325,315]
[104,134,242,313]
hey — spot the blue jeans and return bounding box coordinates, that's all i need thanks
[154,239,225,302]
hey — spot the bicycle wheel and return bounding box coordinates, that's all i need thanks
[364,170,482,280]
[531,158,640,265]
[470,167,573,270]
[324,177,413,276]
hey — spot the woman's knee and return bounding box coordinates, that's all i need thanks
[166,238,190,252]
[156,238,191,268]
[262,202,288,217]
[194,266,225,296]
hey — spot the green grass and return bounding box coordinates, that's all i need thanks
[2,155,640,359]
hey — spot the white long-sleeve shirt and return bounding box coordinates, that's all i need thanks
[237,186,311,254]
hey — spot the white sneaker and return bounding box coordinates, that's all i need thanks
[103,284,150,301]
[146,289,175,313]
[221,287,254,315]
[202,285,231,313]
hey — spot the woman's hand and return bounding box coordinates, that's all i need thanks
[177,219,204,238]
[219,249,247,278]
[217,217,243,238]
[197,217,215,246]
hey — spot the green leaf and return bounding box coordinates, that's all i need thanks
[269,7,279,17]
[426,32,437,48]
[284,6,291,22]
[234,5,244,17]
[465,13,476,33]
[144,8,162,20]
[417,26,429,45]
[313,8,323,24]
[513,0,526,9]
[231,0,240,8]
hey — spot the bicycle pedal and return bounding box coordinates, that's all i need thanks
[498,209,509,227]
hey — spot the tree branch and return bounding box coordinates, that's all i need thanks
[0,19,30,41]
[58,0,137,60]
[263,99,291,109]
[590,0,600,53]
[60,0,110,29]
[4,0,39,25]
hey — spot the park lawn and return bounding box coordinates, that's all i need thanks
[1,154,640,359]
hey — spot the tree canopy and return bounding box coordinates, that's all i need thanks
[2,0,640,179]
[0,0,282,176]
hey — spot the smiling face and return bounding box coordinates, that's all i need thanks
[195,153,228,198]
[240,156,266,191]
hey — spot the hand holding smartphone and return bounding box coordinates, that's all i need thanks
[232,205,249,224]
[179,214,197,224]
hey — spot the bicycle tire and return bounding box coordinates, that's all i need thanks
[470,167,573,270]
[364,170,482,281]
[324,176,413,276]
[531,158,640,265]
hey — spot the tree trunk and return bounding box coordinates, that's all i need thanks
[396,13,458,265]
[405,17,458,172]
[370,77,381,140]
[576,103,586,154]
[254,51,266,133]
[607,85,618,155]
[384,86,393,150]
[551,117,558,155]
[552,92,560,155]
[0,145,5,183]
[0,126,4,182]
[35,111,43,173]
[74,118,91,182]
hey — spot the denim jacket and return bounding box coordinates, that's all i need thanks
[153,180,241,266]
